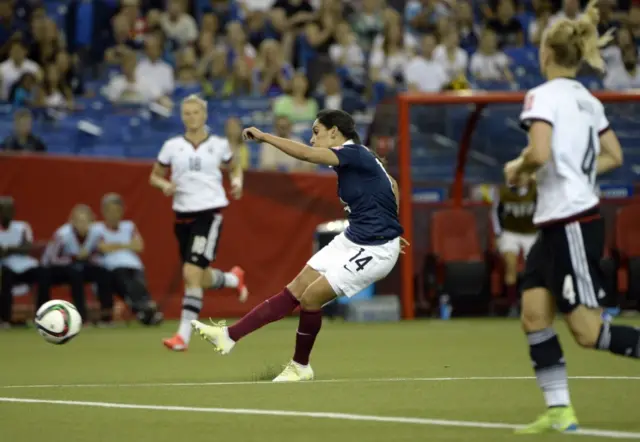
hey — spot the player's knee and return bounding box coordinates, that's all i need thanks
[299,294,323,311]
[566,309,601,349]
[520,307,551,333]
[182,263,203,287]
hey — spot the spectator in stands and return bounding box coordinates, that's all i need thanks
[404,33,448,92]
[37,63,72,109]
[259,115,316,171]
[0,1,27,59]
[487,0,524,48]
[548,0,580,29]
[604,45,640,89]
[161,0,199,48]
[229,57,254,96]
[40,205,113,325]
[201,48,230,97]
[0,109,46,153]
[272,71,318,122]
[351,0,384,52]
[0,40,40,100]
[29,17,62,67]
[207,0,245,33]
[329,22,366,82]
[455,1,479,52]
[469,29,514,83]
[602,26,632,72]
[8,72,39,107]
[373,9,417,54]
[315,72,366,114]
[56,51,85,97]
[200,12,219,36]
[369,21,410,92]
[246,11,269,49]
[196,30,216,63]
[225,20,257,65]
[629,4,640,42]
[225,117,250,169]
[120,0,147,47]
[597,0,619,37]
[136,35,174,97]
[0,196,43,328]
[267,8,292,44]
[253,39,293,96]
[175,46,199,86]
[272,0,315,29]
[105,50,163,104]
[528,0,552,46]
[105,14,139,65]
[405,0,450,36]
[95,193,163,326]
[433,26,468,84]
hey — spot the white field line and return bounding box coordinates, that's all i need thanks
[1,375,640,390]
[0,397,639,439]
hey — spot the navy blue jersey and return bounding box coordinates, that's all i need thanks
[330,143,404,245]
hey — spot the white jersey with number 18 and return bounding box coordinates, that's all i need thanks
[519,78,610,226]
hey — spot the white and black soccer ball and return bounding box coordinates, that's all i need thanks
[34,300,82,345]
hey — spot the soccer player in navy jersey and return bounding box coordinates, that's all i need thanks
[192,109,407,382]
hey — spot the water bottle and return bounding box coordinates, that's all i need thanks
[439,293,451,320]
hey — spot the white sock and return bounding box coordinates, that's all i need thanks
[544,389,571,408]
[178,287,203,345]
[224,272,239,288]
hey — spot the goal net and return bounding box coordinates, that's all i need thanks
[379,90,640,319]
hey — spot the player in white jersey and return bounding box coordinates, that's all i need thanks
[503,0,639,433]
[0,197,45,328]
[149,95,249,351]
[94,193,163,326]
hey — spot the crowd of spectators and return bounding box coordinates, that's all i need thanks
[1,0,640,165]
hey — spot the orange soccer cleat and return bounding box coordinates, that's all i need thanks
[163,334,187,352]
[230,266,249,303]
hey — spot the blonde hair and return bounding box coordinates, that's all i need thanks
[544,0,613,72]
[181,94,207,112]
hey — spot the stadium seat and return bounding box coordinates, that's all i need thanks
[430,209,488,306]
[614,203,640,306]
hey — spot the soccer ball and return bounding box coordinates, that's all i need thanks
[35,300,82,345]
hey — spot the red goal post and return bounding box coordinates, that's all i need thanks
[396,90,640,320]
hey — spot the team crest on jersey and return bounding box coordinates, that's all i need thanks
[524,93,534,111]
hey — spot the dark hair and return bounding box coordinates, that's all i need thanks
[316,109,361,144]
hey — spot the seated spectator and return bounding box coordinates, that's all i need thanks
[455,1,479,52]
[135,35,175,97]
[433,26,468,84]
[329,22,366,81]
[37,63,72,109]
[225,20,257,66]
[0,40,40,100]
[160,0,198,48]
[469,29,514,82]
[369,21,410,90]
[272,0,315,29]
[201,48,231,97]
[528,0,552,46]
[405,0,450,36]
[200,12,219,35]
[548,0,580,29]
[247,11,269,49]
[175,46,199,86]
[29,17,63,67]
[316,72,366,114]
[225,117,249,169]
[0,1,27,60]
[105,50,163,104]
[0,109,46,153]
[0,197,45,328]
[228,58,254,96]
[404,34,448,92]
[272,72,318,122]
[94,194,163,326]
[120,0,147,47]
[487,0,524,48]
[56,51,85,97]
[351,0,384,52]
[40,205,113,325]
[267,8,292,43]
[604,45,640,90]
[104,13,139,65]
[260,115,316,171]
[629,4,640,43]
[207,0,245,32]
[372,9,418,54]
[252,39,293,96]
[8,72,39,107]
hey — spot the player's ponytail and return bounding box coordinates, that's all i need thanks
[316,109,362,145]
[574,0,607,72]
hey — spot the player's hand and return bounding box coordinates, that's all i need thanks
[504,158,523,186]
[242,127,266,142]
[400,237,410,255]
[163,182,177,197]
[230,182,243,200]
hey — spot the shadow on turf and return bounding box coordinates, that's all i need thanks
[251,365,283,382]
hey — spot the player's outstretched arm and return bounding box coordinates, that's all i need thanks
[243,127,340,166]
[596,129,623,175]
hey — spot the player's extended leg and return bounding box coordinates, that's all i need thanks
[273,276,337,383]
[191,266,320,354]
[200,266,248,303]
[502,250,519,316]
[517,287,579,434]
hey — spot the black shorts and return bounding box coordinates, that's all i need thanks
[174,209,223,268]
[522,210,608,314]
